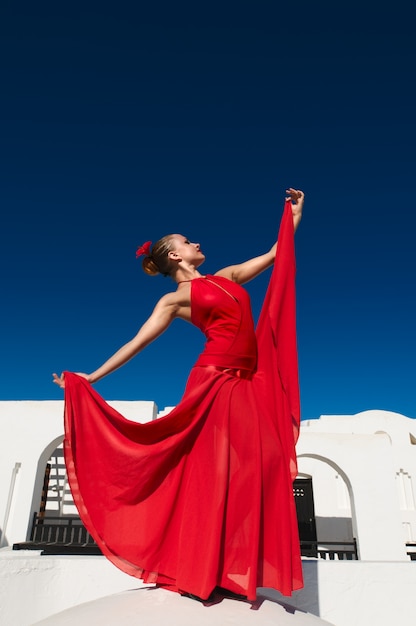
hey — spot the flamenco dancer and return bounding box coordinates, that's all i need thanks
[53,187,305,602]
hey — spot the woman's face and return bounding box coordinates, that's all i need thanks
[170,235,205,267]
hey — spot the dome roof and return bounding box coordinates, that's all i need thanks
[34,586,335,625]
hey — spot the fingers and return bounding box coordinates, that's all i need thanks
[52,372,65,389]
[285,188,305,206]
[285,188,303,200]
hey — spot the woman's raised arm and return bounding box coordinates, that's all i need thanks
[216,188,304,285]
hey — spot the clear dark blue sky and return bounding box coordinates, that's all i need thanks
[1,3,415,419]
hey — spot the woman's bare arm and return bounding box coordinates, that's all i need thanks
[52,291,187,388]
[216,188,304,285]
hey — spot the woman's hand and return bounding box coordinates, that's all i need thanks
[286,188,304,232]
[52,372,91,389]
[52,372,65,388]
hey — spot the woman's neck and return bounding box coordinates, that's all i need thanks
[174,267,204,285]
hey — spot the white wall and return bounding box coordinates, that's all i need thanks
[0,400,157,547]
[299,410,416,553]
[1,403,415,559]
[297,432,407,560]
[1,403,416,625]
[1,551,415,626]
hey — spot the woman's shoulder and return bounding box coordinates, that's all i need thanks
[211,269,236,282]
[153,289,191,321]
[153,288,186,310]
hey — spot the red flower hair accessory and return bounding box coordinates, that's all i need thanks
[136,241,152,258]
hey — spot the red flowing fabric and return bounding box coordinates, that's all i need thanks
[63,200,303,601]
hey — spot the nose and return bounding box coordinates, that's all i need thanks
[194,242,200,250]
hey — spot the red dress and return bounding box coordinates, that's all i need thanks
[63,200,303,601]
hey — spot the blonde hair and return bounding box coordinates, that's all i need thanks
[142,234,177,277]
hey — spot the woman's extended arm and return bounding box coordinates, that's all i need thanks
[52,292,184,388]
[216,188,304,285]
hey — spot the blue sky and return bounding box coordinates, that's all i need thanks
[1,3,415,419]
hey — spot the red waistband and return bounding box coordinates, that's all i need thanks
[197,364,253,380]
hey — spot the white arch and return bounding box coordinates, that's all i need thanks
[27,435,64,540]
[298,453,358,554]
[297,431,408,560]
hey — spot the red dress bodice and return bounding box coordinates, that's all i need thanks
[191,275,257,373]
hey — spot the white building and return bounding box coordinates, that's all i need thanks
[1,401,415,625]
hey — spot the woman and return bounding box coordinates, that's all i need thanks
[53,187,305,602]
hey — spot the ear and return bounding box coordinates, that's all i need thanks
[167,250,182,262]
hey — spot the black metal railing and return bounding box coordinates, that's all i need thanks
[14,517,414,562]
[12,513,101,555]
[406,542,416,561]
[300,539,358,560]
